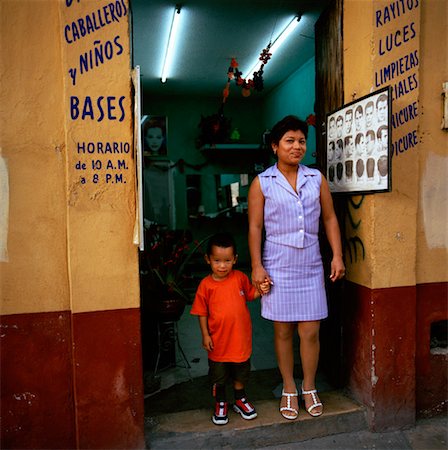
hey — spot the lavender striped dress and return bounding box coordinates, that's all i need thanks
[258,164,328,322]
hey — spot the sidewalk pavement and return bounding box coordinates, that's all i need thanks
[258,415,447,450]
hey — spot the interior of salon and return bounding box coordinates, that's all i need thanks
[131,0,333,415]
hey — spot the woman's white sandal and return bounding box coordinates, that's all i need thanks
[301,385,323,417]
[280,389,299,420]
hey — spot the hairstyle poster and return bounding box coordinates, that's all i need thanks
[142,115,167,156]
[326,86,392,195]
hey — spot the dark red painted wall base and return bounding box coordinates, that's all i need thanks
[1,311,76,449]
[343,282,417,431]
[343,281,448,430]
[416,282,448,417]
[1,308,145,449]
[73,309,145,449]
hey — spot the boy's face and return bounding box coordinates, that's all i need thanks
[345,111,353,133]
[335,141,343,159]
[365,105,374,127]
[329,118,336,138]
[366,135,375,154]
[327,143,335,161]
[345,137,354,156]
[377,100,387,122]
[205,245,237,280]
[380,130,388,148]
[356,136,366,155]
[336,117,343,137]
[355,109,363,130]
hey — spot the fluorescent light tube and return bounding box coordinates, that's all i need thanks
[243,14,302,80]
[161,5,182,83]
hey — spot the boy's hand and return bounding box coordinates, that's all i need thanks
[259,278,272,295]
[202,335,214,352]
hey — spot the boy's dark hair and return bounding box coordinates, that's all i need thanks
[269,115,308,146]
[206,232,237,256]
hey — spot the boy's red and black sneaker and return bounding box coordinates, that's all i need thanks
[233,397,258,420]
[212,401,229,425]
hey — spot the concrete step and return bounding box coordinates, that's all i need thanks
[144,390,367,449]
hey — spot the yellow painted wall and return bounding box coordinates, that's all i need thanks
[1,0,70,314]
[416,0,448,284]
[0,0,139,314]
[343,0,375,287]
[343,0,427,289]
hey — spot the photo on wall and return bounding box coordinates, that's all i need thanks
[326,86,392,195]
[142,115,168,156]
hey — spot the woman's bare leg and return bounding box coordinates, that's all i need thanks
[274,321,298,416]
[298,320,322,414]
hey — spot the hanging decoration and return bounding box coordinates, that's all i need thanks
[196,106,232,147]
[306,114,316,128]
[223,43,272,101]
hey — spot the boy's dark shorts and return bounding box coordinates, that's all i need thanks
[208,358,251,386]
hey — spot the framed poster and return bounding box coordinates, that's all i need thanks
[326,86,392,194]
[141,115,167,156]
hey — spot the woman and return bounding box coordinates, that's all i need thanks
[143,117,167,155]
[248,115,345,420]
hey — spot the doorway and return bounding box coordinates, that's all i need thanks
[131,0,343,417]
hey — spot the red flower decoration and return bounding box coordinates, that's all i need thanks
[306,114,316,127]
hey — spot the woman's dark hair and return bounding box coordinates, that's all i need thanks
[206,232,237,256]
[269,115,308,146]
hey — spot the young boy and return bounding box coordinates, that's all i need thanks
[190,232,270,425]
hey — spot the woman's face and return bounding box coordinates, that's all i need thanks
[273,129,306,165]
[145,126,164,152]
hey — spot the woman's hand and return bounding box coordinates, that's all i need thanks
[329,255,345,282]
[252,266,272,294]
[259,278,272,296]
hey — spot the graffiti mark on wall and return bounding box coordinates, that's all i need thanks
[344,195,366,263]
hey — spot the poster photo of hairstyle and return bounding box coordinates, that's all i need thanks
[325,86,392,195]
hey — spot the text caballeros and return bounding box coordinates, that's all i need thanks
[64,0,127,44]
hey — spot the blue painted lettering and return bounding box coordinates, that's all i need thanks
[70,96,80,120]
[392,129,418,156]
[392,73,418,100]
[105,173,124,183]
[375,0,419,28]
[375,49,419,87]
[70,96,126,122]
[378,22,416,55]
[78,36,124,77]
[69,68,77,86]
[391,101,418,129]
[77,142,130,154]
[81,97,95,120]
[64,0,128,44]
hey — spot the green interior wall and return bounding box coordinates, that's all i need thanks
[141,58,317,265]
[262,57,317,166]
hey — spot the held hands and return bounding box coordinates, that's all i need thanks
[329,255,345,282]
[252,265,273,295]
[259,278,272,295]
[202,335,214,352]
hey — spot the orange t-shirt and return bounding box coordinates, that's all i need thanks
[190,270,257,363]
